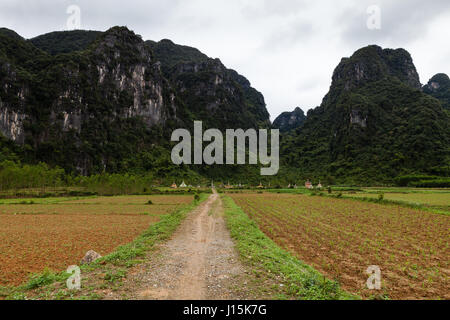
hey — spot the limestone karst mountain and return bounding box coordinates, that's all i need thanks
[280,45,449,183]
[0,29,449,183]
[0,27,270,175]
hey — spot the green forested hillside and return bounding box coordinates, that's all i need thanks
[272,107,307,132]
[29,30,102,55]
[146,39,209,72]
[0,27,270,181]
[281,46,450,184]
[423,73,450,110]
[147,39,270,130]
[1,28,449,186]
[1,27,176,174]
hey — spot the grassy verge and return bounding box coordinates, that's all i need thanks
[316,193,449,216]
[222,195,357,300]
[262,188,448,216]
[0,193,209,300]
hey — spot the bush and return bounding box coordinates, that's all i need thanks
[394,174,438,187]
[411,178,450,188]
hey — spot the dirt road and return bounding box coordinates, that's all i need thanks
[107,191,249,300]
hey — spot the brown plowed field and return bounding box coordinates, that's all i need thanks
[230,193,449,300]
[0,195,193,286]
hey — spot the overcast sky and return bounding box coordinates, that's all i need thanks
[1,0,449,120]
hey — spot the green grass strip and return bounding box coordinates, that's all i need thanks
[325,194,449,216]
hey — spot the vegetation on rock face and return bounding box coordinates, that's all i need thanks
[328,45,421,92]
[29,30,102,55]
[147,38,271,130]
[0,28,449,186]
[1,26,174,174]
[280,45,450,184]
[423,73,450,110]
[146,39,209,72]
[0,26,271,181]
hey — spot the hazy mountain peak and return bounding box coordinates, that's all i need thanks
[423,73,450,109]
[272,107,306,132]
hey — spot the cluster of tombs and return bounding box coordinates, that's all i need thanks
[304,180,323,189]
[170,180,323,189]
[171,181,191,189]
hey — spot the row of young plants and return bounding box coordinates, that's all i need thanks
[221,195,357,300]
[228,193,448,299]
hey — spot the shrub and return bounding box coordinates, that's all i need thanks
[394,174,438,187]
[411,178,450,188]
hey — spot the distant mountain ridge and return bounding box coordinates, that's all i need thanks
[272,107,306,132]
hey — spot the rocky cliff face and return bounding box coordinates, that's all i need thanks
[317,45,425,137]
[272,107,306,132]
[0,27,182,174]
[45,28,175,134]
[86,27,175,127]
[0,62,28,143]
[147,39,270,130]
[0,27,271,174]
[0,29,36,144]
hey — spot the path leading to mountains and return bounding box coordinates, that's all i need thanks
[107,191,249,300]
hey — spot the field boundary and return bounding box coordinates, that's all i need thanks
[317,193,449,216]
[0,193,209,300]
[221,195,357,300]
[254,188,449,216]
